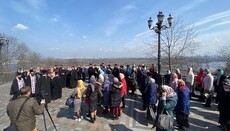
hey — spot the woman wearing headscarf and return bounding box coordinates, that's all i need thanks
[156,85,177,131]
[102,74,110,113]
[129,66,137,94]
[214,69,225,103]
[120,73,127,109]
[175,79,190,130]
[185,67,195,97]
[170,73,178,91]
[86,76,102,123]
[144,78,157,121]
[202,69,214,107]
[175,69,182,79]
[71,80,86,122]
[195,68,205,101]
[110,77,123,119]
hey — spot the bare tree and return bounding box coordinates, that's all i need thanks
[16,42,31,69]
[147,16,201,71]
[218,45,230,75]
[28,51,42,68]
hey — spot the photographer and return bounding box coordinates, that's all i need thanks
[6,86,45,131]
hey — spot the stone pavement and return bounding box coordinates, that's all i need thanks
[0,83,221,131]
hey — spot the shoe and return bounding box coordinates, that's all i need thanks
[78,118,81,122]
[81,116,83,119]
[75,118,79,121]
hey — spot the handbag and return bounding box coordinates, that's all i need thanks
[4,97,29,131]
[65,96,74,108]
[156,106,174,129]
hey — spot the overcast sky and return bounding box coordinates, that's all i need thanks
[0,0,230,58]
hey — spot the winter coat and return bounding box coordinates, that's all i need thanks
[203,74,214,91]
[102,80,110,106]
[156,93,177,131]
[120,78,127,97]
[175,86,190,116]
[144,79,157,106]
[110,82,122,107]
[7,96,44,131]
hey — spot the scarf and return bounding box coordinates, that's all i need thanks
[17,77,25,90]
[76,80,85,98]
[30,75,36,94]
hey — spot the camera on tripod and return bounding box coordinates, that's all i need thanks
[36,91,48,104]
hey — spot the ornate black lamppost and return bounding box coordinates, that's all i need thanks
[148,11,173,86]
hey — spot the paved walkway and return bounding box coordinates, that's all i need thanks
[0,83,221,131]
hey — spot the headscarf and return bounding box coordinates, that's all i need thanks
[178,79,186,86]
[177,79,188,91]
[76,80,86,98]
[148,78,156,84]
[215,69,224,80]
[90,75,96,84]
[187,67,194,75]
[89,75,96,91]
[113,77,122,89]
[161,85,175,97]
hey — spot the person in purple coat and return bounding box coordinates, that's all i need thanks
[102,75,110,113]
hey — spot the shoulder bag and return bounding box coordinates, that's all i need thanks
[156,106,174,129]
[4,97,29,131]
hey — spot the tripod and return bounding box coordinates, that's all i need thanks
[42,105,57,131]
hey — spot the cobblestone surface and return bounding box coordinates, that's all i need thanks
[0,83,220,131]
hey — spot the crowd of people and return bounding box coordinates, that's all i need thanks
[6,63,230,131]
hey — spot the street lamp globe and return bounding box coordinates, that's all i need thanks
[167,14,173,27]
[148,17,153,29]
[157,11,164,23]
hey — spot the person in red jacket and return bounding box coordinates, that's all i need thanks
[195,68,205,101]
[120,73,127,109]
[196,68,204,88]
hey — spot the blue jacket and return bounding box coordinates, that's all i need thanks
[175,86,190,116]
[145,80,157,106]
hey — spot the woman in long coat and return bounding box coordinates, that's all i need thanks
[110,77,122,119]
[102,75,110,113]
[175,79,190,130]
[144,78,157,121]
[86,76,101,123]
[156,85,177,131]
